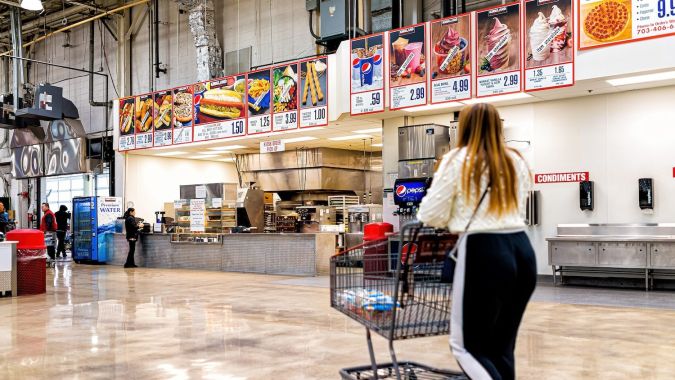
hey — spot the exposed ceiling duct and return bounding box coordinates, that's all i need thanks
[176,0,223,81]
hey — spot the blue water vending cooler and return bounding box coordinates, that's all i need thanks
[72,196,123,263]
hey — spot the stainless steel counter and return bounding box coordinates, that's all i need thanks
[547,236,675,242]
[111,233,336,276]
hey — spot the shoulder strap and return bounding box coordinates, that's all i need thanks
[463,183,491,232]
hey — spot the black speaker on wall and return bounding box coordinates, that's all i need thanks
[639,178,654,210]
[580,181,593,211]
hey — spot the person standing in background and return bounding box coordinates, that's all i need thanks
[0,202,9,234]
[124,208,142,268]
[55,205,70,259]
[40,203,58,260]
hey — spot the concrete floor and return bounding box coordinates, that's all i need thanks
[1,262,675,379]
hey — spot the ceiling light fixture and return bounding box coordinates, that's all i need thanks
[402,102,465,113]
[606,71,675,86]
[461,92,532,105]
[155,151,187,156]
[372,143,383,147]
[20,0,43,11]
[282,136,318,143]
[187,154,220,159]
[328,134,374,141]
[207,145,247,151]
[352,128,382,134]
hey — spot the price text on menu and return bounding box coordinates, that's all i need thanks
[579,0,675,49]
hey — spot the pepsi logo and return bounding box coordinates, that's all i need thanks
[396,185,407,196]
[361,62,372,73]
[373,54,382,64]
[352,58,361,67]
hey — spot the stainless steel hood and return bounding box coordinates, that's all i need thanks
[237,148,383,197]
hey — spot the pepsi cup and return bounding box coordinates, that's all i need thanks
[360,56,374,86]
[372,52,382,81]
[351,55,361,82]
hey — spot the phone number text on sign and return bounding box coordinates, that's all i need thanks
[119,135,135,151]
[248,114,271,134]
[194,119,245,141]
[135,133,153,149]
[432,75,471,102]
[351,90,384,115]
[391,82,426,110]
[273,111,298,131]
[525,63,573,90]
[300,106,327,128]
[477,71,521,97]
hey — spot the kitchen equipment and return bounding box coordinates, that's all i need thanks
[580,181,593,211]
[347,204,383,233]
[639,178,654,210]
[236,188,265,232]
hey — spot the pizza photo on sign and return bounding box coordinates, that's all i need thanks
[525,0,573,69]
[580,0,631,48]
[172,86,193,127]
[477,5,521,75]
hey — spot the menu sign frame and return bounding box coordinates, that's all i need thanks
[192,74,247,142]
[349,33,386,116]
[153,89,173,147]
[388,22,430,110]
[578,0,675,50]
[299,56,329,128]
[118,97,135,151]
[524,0,576,91]
[271,63,300,132]
[172,85,194,145]
[429,13,474,103]
[475,2,524,98]
[247,69,273,135]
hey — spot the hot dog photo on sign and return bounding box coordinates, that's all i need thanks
[119,97,135,136]
[134,94,154,134]
[193,75,247,124]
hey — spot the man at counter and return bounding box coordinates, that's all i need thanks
[124,208,142,268]
[40,203,58,260]
[55,205,70,259]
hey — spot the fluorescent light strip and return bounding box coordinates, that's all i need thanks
[461,92,532,104]
[402,102,464,113]
[282,136,318,143]
[352,128,382,134]
[606,71,675,86]
[207,145,247,151]
[372,143,383,147]
[155,151,187,156]
[328,134,374,141]
[188,154,220,159]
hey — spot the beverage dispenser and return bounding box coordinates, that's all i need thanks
[393,178,432,226]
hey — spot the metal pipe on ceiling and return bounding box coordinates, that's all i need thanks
[0,0,151,57]
[9,7,23,112]
[89,21,108,107]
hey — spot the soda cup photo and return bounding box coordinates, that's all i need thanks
[360,58,374,86]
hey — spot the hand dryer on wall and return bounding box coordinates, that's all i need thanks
[638,178,654,210]
[580,181,593,211]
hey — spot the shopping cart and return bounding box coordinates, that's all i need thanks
[331,221,466,380]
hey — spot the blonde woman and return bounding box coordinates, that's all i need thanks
[417,103,535,380]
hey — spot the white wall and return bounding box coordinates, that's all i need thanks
[382,85,675,274]
[124,155,238,221]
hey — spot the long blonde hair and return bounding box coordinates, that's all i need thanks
[457,103,519,216]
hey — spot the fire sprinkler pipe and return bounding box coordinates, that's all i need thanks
[0,0,150,57]
[9,7,22,112]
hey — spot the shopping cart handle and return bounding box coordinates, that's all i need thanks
[400,220,424,232]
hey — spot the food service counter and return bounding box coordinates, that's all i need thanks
[111,232,336,276]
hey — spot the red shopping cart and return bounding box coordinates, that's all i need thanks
[331,221,466,380]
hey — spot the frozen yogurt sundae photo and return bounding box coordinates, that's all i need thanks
[481,18,512,72]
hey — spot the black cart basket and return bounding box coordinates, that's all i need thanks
[330,221,466,380]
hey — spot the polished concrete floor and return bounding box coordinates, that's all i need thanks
[1,262,675,379]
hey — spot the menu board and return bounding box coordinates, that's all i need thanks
[153,89,173,146]
[134,93,153,149]
[247,69,273,134]
[172,85,194,144]
[118,97,135,151]
[190,199,205,232]
[193,75,247,141]
[430,14,473,103]
[524,0,575,91]
[272,63,299,131]
[579,0,675,49]
[476,3,523,97]
[350,33,385,115]
[388,24,429,110]
[299,57,328,128]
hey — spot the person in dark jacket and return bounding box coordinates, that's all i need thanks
[55,205,70,258]
[40,203,58,260]
[124,208,141,268]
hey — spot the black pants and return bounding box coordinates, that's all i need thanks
[56,231,67,257]
[124,239,136,267]
[450,231,537,380]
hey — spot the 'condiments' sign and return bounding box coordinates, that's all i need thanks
[535,171,589,183]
